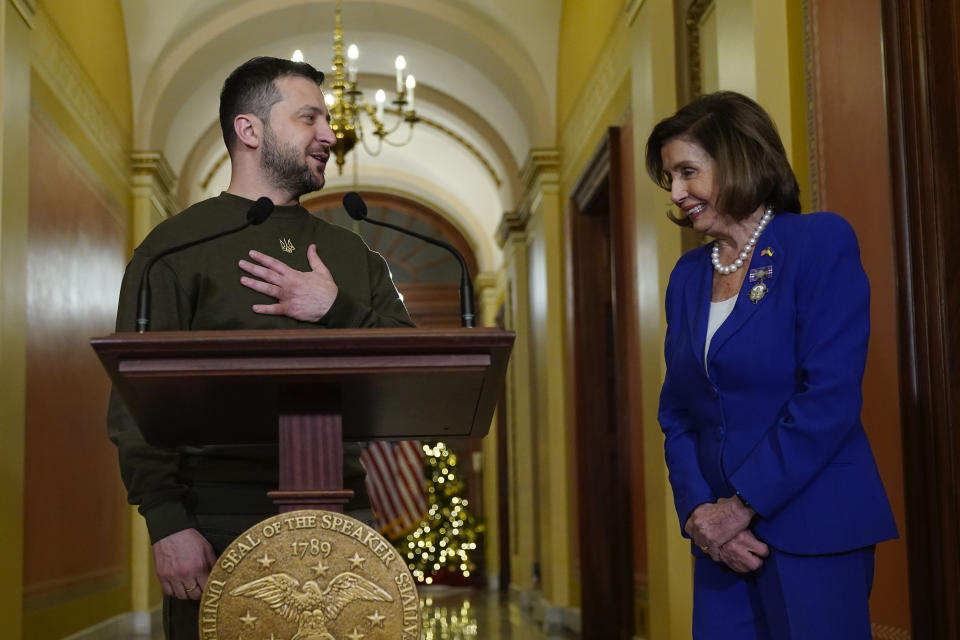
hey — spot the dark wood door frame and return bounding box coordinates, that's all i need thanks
[567,127,636,639]
[881,1,960,637]
[495,305,511,592]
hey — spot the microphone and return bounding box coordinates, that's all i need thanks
[135,196,275,333]
[342,191,475,328]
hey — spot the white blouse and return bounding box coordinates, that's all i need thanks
[705,295,737,369]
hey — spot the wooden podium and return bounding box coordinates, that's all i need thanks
[92,328,513,512]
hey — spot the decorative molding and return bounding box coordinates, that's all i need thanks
[474,271,499,292]
[30,104,127,229]
[396,110,502,187]
[517,148,560,219]
[476,270,506,327]
[29,5,131,191]
[132,151,179,220]
[803,0,821,210]
[569,133,611,211]
[22,570,124,611]
[474,270,502,306]
[520,148,560,191]
[558,26,628,173]
[685,0,715,99]
[11,0,37,28]
[133,151,176,193]
[495,210,530,249]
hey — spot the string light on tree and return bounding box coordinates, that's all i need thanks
[400,442,481,584]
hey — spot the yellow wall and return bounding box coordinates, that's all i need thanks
[30,72,130,206]
[0,1,138,638]
[556,1,624,134]
[1,3,34,635]
[785,0,812,211]
[553,0,633,618]
[715,0,757,96]
[30,1,132,207]
[502,217,539,595]
[695,0,810,210]
[629,2,695,635]
[39,0,132,132]
[525,160,570,610]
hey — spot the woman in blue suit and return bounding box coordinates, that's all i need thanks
[646,91,897,639]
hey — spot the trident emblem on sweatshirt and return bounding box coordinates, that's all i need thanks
[279,238,295,253]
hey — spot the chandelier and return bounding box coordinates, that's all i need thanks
[297,1,420,173]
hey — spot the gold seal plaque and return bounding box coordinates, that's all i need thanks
[200,510,420,640]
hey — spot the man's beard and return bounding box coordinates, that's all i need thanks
[260,125,324,197]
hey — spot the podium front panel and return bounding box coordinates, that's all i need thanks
[92,328,513,446]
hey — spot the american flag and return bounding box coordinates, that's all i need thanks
[360,440,429,539]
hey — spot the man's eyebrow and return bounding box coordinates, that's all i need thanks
[296,105,325,115]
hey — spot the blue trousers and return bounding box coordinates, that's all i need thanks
[693,545,875,639]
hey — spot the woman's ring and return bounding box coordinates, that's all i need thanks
[700,545,709,553]
[185,584,197,592]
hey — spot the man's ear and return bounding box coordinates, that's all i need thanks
[234,114,262,150]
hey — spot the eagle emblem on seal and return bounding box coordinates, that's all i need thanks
[230,571,393,640]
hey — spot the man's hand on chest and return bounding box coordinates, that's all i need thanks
[238,244,339,322]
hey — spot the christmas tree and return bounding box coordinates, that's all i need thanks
[399,441,482,584]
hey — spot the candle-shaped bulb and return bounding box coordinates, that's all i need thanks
[375,89,385,121]
[325,93,335,107]
[291,49,304,62]
[405,75,416,111]
[395,55,406,92]
[347,44,359,83]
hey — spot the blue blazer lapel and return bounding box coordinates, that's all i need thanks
[684,248,713,368]
[706,225,785,367]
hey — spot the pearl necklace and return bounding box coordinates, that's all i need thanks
[711,207,773,275]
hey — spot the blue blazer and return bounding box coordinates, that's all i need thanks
[659,212,897,555]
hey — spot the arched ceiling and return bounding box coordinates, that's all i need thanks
[121,0,563,271]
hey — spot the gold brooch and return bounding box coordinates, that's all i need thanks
[280,238,295,253]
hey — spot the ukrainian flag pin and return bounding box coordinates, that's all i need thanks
[760,247,774,257]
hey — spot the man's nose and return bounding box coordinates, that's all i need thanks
[317,120,335,147]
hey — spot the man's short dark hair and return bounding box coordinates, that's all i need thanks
[645,91,801,226]
[219,56,325,153]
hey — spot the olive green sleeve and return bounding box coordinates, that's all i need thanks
[319,248,415,328]
[106,253,197,543]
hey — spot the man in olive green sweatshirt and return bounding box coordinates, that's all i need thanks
[107,56,413,639]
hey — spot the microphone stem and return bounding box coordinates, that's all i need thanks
[357,217,475,328]
[135,220,252,333]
